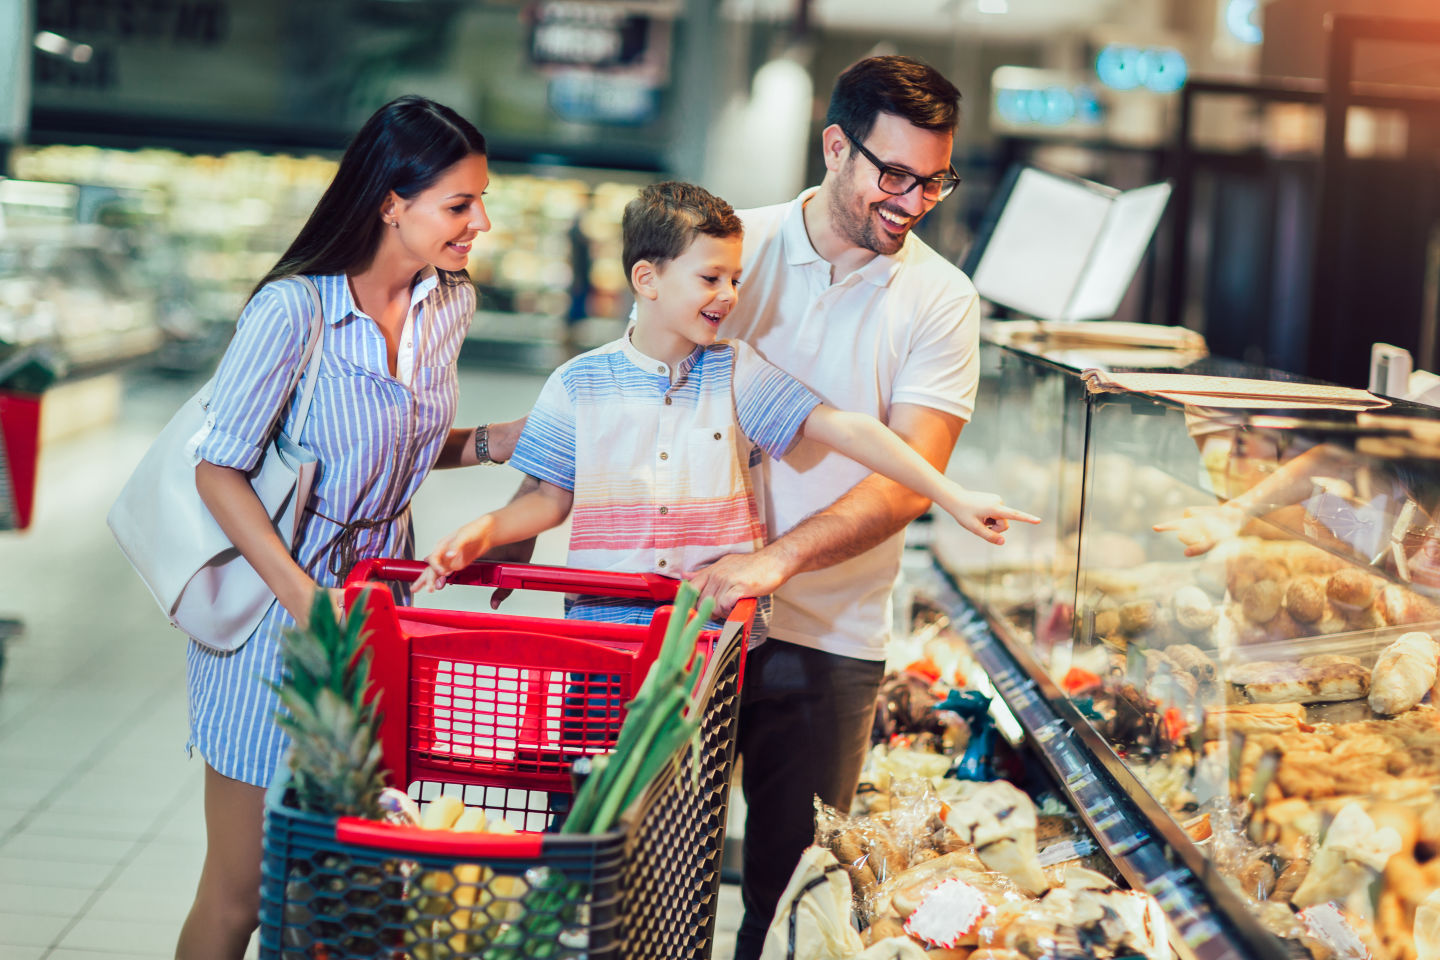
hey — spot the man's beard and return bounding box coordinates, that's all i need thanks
[827,176,907,257]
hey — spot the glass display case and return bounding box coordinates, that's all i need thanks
[0,176,169,377]
[933,335,1440,960]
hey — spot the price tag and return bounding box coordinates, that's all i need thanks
[1034,720,1064,743]
[1085,795,1115,818]
[1180,917,1223,948]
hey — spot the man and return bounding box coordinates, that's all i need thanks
[687,55,986,960]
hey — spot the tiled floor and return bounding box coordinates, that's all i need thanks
[0,363,741,958]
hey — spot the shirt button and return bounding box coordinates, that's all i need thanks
[664,397,673,405]
[658,559,667,568]
[713,432,722,440]
[659,506,668,515]
[657,365,665,374]
[660,452,668,461]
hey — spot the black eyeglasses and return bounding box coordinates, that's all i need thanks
[842,129,960,202]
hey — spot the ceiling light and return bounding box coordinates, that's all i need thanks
[977,0,1008,13]
[33,30,93,63]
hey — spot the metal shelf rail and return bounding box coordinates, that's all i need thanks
[912,558,1295,960]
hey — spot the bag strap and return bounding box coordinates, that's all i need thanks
[281,275,326,439]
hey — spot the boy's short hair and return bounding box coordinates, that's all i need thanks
[825,55,961,143]
[622,181,743,286]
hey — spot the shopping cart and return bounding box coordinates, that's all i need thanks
[259,559,755,960]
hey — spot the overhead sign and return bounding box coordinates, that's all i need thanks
[528,1,652,70]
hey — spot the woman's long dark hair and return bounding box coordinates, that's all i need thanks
[251,95,487,299]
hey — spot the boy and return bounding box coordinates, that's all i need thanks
[415,181,1036,619]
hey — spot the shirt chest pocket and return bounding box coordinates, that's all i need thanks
[685,424,742,491]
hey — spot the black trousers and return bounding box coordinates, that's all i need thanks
[732,639,885,960]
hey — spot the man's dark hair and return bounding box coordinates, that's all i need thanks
[825,55,961,142]
[622,181,742,286]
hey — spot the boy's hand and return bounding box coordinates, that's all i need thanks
[940,485,1041,546]
[1153,504,1245,557]
[412,517,497,592]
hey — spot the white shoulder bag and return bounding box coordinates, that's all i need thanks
[108,275,326,651]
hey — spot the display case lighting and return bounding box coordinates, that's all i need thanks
[32,30,92,63]
[0,180,78,211]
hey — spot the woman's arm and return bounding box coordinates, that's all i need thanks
[433,416,527,469]
[801,404,1039,545]
[195,461,332,623]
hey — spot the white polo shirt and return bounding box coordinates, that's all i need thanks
[724,188,981,661]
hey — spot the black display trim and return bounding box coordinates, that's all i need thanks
[915,557,1298,960]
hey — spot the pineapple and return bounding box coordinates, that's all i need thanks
[270,589,388,819]
[271,589,400,955]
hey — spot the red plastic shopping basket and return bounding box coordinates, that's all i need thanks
[259,559,755,960]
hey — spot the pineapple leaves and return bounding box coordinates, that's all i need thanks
[269,587,389,820]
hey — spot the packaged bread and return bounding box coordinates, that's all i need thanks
[1370,632,1440,716]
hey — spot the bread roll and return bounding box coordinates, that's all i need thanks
[1370,632,1440,715]
[1173,587,1218,632]
[1328,568,1378,611]
[1242,580,1283,623]
[1285,577,1325,623]
[1119,601,1158,636]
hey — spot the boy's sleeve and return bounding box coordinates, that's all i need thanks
[191,278,313,472]
[508,367,578,491]
[728,340,822,460]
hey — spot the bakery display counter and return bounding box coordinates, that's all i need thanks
[933,336,1440,960]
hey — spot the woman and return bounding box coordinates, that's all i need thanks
[177,95,517,959]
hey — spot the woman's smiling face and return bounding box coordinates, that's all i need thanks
[386,152,491,270]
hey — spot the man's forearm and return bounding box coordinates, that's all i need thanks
[768,475,929,578]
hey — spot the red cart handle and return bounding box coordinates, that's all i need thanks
[335,817,545,858]
[348,558,681,601]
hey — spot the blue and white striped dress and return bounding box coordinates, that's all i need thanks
[186,270,474,786]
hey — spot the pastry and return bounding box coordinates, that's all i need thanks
[1416,887,1440,960]
[1371,632,1440,716]
[1239,660,1369,704]
[1292,803,1403,918]
[1202,702,1306,739]
[1241,580,1283,623]
[1328,568,1379,611]
[1119,601,1158,636]
[1381,584,1440,626]
[1345,604,1388,631]
[1165,643,1217,681]
[1285,577,1326,623]
[1173,587,1218,632]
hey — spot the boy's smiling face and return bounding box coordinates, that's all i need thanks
[633,233,744,365]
